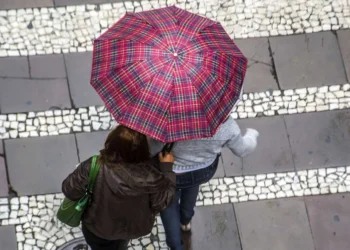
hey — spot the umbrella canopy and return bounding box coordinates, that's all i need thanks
[91,6,247,142]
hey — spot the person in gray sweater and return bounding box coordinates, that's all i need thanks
[148,116,259,250]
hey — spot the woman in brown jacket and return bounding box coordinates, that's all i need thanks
[62,125,176,250]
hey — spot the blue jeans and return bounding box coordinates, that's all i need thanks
[160,156,219,250]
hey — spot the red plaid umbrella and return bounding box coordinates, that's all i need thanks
[91,6,247,142]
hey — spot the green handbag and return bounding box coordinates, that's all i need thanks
[57,155,100,227]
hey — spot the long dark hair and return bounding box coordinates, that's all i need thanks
[99,125,150,165]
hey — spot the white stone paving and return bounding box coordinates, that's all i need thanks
[0,194,159,250]
[0,83,349,140]
[196,166,350,205]
[1,165,350,249]
[0,0,349,56]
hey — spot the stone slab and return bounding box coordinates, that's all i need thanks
[305,193,350,250]
[213,155,225,179]
[5,135,79,196]
[243,63,279,93]
[221,147,243,177]
[0,57,29,78]
[64,52,104,107]
[284,110,350,170]
[239,116,295,175]
[54,0,82,5]
[0,78,72,113]
[337,30,350,82]
[29,54,66,78]
[191,204,242,250]
[75,131,109,161]
[0,0,53,9]
[0,226,17,250]
[270,32,347,89]
[235,198,314,250]
[235,38,271,65]
[235,38,278,93]
[0,156,9,197]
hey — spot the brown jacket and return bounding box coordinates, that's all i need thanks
[62,157,175,240]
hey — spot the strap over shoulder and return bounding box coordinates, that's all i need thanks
[87,155,100,192]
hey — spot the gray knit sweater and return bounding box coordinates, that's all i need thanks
[148,117,259,173]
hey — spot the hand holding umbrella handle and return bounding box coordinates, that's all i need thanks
[161,142,174,156]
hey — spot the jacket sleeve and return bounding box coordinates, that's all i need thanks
[62,160,90,201]
[149,162,176,214]
[224,121,259,158]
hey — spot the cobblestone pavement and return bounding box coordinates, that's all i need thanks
[1,0,350,249]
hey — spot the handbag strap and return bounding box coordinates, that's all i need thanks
[74,155,100,211]
[87,155,100,193]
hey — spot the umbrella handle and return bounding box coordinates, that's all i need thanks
[161,143,174,155]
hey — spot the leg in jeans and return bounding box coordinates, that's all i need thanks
[161,156,219,250]
[160,189,184,250]
[178,160,218,226]
[179,185,200,225]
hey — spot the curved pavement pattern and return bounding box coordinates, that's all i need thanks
[1,0,350,249]
[0,0,350,56]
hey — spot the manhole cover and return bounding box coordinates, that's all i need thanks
[57,238,91,250]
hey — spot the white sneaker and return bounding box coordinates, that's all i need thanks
[181,222,191,232]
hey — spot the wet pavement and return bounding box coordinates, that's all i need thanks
[0,1,350,248]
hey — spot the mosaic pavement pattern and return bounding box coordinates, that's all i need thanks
[0,165,350,249]
[0,0,350,56]
[0,83,349,140]
[1,0,350,249]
